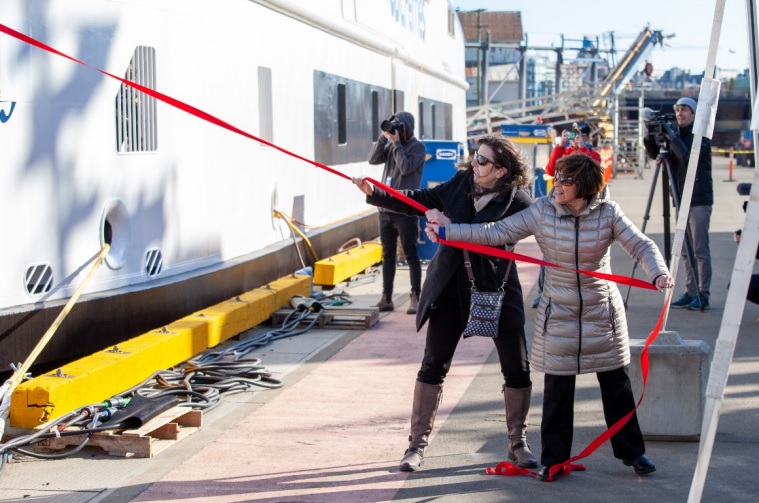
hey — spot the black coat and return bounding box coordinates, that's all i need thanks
[367,169,532,332]
[643,121,713,206]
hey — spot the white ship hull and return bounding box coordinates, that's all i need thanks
[0,0,467,369]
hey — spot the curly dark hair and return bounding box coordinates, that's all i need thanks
[458,135,532,196]
[554,154,606,200]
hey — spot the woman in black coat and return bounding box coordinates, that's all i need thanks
[352,135,535,472]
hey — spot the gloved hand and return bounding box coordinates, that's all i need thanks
[661,122,677,141]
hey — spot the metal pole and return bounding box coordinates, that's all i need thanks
[613,94,620,178]
[638,89,646,179]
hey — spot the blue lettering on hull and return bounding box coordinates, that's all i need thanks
[389,0,426,39]
[0,101,16,123]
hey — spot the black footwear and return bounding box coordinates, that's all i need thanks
[376,292,394,312]
[406,292,419,315]
[538,465,563,482]
[623,454,656,475]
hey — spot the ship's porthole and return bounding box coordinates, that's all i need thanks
[24,264,53,296]
[100,198,130,270]
[145,249,163,277]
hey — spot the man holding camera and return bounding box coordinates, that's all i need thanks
[643,97,714,311]
[368,111,426,314]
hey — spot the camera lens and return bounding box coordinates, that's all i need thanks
[381,120,400,133]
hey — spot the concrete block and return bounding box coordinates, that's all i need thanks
[628,330,710,441]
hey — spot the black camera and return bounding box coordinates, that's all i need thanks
[380,119,403,134]
[642,108,675,144]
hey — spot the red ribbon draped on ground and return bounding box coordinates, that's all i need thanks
[1,23,670,481]
[487,289,671,481]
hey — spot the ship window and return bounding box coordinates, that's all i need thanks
[418,101,425,138]
[115,46,157,153]
[337,83,347,145]
[25,264,53,296]
[448,9,455,37]
[431,104,436,139]
[258,66,273,145]
[145,249,163,277]
[372,90,379,139]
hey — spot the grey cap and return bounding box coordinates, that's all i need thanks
[674,97,697,113]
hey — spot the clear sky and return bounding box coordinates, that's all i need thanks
[451,0,751,75]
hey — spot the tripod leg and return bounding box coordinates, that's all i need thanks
[624,160,661,308]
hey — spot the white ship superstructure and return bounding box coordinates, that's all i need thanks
[0,0,467,369]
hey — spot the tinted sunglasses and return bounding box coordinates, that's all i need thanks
[554,174,576,187]
[474,153,497,167]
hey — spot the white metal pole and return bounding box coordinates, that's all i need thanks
[686,1,759,501]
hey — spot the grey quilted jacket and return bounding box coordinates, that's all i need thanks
[445,188,669,375]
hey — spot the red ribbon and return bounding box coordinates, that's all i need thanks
[0,22,656,292]
[0,23,350,183]
[366,177,657,291]
[2,23,672,479]
[486,290,671,481]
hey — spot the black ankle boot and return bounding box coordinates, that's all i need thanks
[376,292,394,312]
[623,454,656,475]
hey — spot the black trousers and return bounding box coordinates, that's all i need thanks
[541,366,645,466]
[378,212,422,294]
[417,290,531,389]
[748,273,759,305]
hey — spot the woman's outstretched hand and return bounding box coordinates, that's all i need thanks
[351,177,374,196]
[655,274,674,292]
[425,209,450,226]
[425,222,441,243]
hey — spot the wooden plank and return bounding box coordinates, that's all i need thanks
[34,407,202,458]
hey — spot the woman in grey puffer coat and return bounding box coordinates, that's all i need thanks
[427,154,673,481]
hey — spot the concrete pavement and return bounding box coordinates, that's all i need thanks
[0,156,757,502]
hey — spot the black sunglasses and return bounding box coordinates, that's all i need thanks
[554,174,576,187]
[474,152,498,167]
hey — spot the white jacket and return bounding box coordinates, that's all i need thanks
[446,188,668,375]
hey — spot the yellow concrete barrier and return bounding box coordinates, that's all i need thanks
[313,242,382,286]
[10,273,311,429]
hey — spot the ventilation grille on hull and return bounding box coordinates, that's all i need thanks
[145,249,163,277]
[115,46,157,153]
[25,264,53,295]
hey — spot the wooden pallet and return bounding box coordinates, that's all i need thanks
[36,406,202,458]
[271,306,379,329]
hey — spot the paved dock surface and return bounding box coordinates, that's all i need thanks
[1,157,757,502]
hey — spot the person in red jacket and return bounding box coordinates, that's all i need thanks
[532,122,601,308]
[545,122,600,177]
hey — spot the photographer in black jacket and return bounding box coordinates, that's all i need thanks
[643,97,714,311]
[368,111,426,314]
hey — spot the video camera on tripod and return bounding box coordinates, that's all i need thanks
[641,107,676,146]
